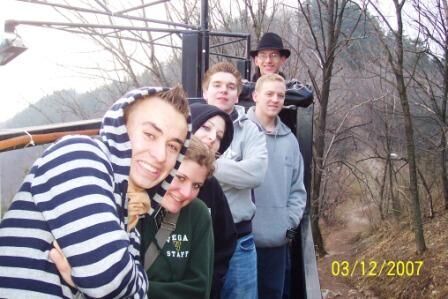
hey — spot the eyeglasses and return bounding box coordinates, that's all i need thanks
[257,52,281,61]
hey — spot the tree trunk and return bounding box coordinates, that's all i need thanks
[379,157,388,220]
[394,4,426,254]
[311,52,337,257]
[442,0,448,210]
[312,108,328,256]
[309,0,344,257]
[389,158,400,219]
[384,105,400,219]
[442,129,448,210]
[417,167,434,218]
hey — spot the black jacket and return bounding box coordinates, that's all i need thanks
[198,176,237,299]
[251,68,287,82]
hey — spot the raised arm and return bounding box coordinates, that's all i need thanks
[215,121,268,190]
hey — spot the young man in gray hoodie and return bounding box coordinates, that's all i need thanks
[247,74,307,299]
[202,62,268,299]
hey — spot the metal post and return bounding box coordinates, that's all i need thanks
[292,104,322,299]
[296,106,313,221]
[182,32,201,97]
[236,60,248,80]
[246,34,251,80]
[200,0,209,79]
[236,35,251,80]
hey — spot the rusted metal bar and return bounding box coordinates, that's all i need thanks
[0,119,101,152]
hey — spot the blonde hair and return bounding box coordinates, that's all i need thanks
[184,136,215,178]
[202,62,243,95]
[255,74,285,92]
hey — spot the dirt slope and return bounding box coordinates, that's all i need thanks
[317,199,448,299]
[318,200,379,298]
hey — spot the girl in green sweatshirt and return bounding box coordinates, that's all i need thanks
[138,137,216,299]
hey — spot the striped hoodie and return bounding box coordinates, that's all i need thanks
[0,87,191,298]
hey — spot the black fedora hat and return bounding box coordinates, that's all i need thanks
[250,32,291,58]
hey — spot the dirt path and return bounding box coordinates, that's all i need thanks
[318,201,378,299]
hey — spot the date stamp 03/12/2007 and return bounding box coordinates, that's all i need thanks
[331,260,424,277]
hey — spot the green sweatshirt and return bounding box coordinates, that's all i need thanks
[141,199,214,299]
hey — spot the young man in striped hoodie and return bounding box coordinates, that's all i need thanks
[0,86,191,298]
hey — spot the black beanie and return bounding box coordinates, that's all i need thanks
[190,102,234,154]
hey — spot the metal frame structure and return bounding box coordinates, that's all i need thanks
[0,1,320,298]
[4,0,252,96]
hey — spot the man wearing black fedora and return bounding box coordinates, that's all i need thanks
[250,32,290,82]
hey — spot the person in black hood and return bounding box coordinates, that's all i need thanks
[190,102,234,156]
[189,102,237,299]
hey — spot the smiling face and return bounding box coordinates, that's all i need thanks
[253,77,286,120]
[254,49,287,75]
[126,96,188,191]
[160,159,208,213]
[203,72,239,114]
[194,115,226,155]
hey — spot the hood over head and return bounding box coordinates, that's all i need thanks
[190,102,234,154]
[100,86,191,203]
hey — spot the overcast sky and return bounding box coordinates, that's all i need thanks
[0,0,113,125]
[0,0,406,126]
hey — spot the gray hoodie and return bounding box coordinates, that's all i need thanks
[247,106,307,247]
[214,105,268,226]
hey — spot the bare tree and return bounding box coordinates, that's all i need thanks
[296,0,364,256]
[16,0,194,88]
[410,0,448,210]
[370,97,402,220]
[368,0,426,253]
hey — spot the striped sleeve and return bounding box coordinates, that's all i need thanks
[30,136,148,298]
